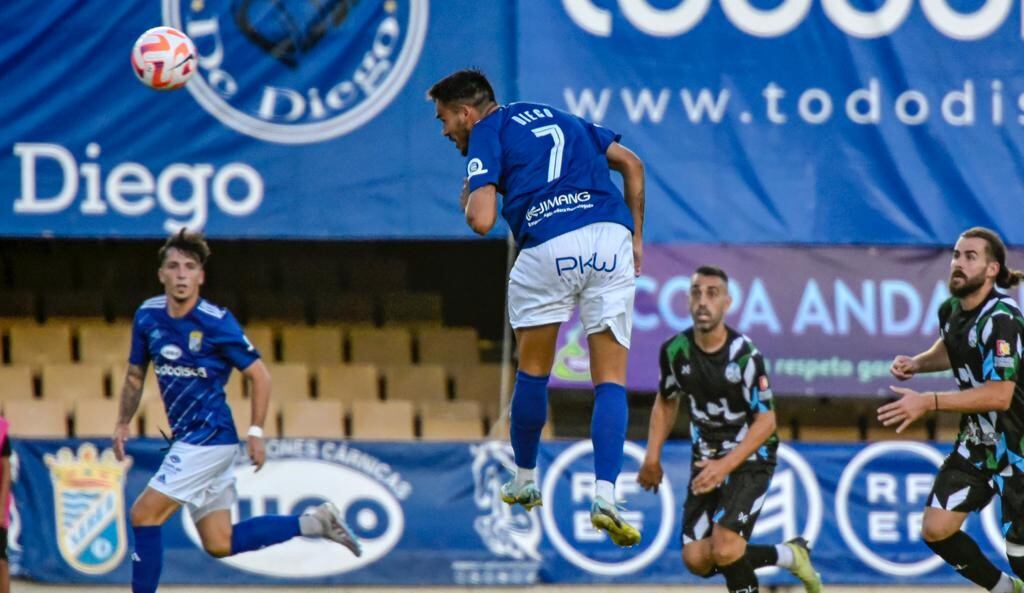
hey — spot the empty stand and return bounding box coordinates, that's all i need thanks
[313,292,376,325]
[349,399,415,439]
[41,364,106,409]
[349,327,412,365]
[450,364,509,420]
[420,401,485,440]
[316,364,379,403]
[243,293,307,324]
[78,323,131,366]
[74,398,125,438]
[281,400,343,438]
[264,363,311,401]
[242,324,276,361]
[381,292,443,326]
[4,400,66,437]
[9,323,72,368]
[383,365,447,403]
[280,325,343,366]
[0,365,35,402]
[42,290,106,320]
[417,327,479,365]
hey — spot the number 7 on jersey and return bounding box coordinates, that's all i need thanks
[532,124,565,182]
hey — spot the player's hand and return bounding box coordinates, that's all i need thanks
[877,386,932,433]
[637,459,664,493]
[890,355,919,381]
[247,436,266,472]
[112,423,131,461]
[691,458,731,495]
[459,177,471,212]
[632,236,643,277]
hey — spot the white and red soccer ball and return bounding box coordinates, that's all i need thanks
[131,26,196,91]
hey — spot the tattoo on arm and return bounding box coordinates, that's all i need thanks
[117,363,147,424]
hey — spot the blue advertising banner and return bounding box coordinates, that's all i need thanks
[9,438,1016,585]
[2,1,1023,243]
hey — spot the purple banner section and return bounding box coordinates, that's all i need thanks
[551,245,1024,396]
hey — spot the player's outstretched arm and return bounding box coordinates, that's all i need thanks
[891,338,949,380]
[692,410,776,494]
[113,363,147,461]
[638,393,679,493]
[242,359,271,471]
[606,143,645,276]
[464,184,498,235]
[879,381,1014,433]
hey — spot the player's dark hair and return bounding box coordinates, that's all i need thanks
[695,265,729,284]
[158,228,210,266]
[427,69,496,110]
[961,226,1024,288]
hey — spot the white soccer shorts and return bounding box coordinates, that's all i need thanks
[148,441,242,521]
[508,222,635,348]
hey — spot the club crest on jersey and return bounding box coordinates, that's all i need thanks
[467,158,489,179]
[44,443,132,575]
[997,340,1011,356]
[968,330,978,348]
[725,362,742,384]
[189,331,203,353]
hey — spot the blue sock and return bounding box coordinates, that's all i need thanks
[510,370,549,470]
[592,382,628,483]
[230,515,302,555]
[131,525,162,593]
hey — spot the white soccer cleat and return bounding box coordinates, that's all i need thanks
[309,502,362,557]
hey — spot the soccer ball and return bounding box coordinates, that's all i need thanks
[131,26,196,91]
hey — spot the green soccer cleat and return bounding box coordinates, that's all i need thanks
[590,496,641,548]
[1013,576,1024,593]
[500,480,543,511]
[784,537,822,593]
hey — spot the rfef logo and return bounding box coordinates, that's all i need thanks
[163,0,429,144]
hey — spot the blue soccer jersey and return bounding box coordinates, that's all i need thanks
[466,102,634,248]
[129,295,259,446]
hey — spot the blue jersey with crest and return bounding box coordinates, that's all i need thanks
[129,295,259,446]
[465,102,634,248]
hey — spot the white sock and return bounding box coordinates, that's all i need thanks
[595,479,616,502]
[514,467,536,486]
[991,573,1016,593]
[299,514,323,537]
[775,543,795,568]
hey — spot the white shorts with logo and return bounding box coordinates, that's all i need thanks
[148,441,242,521]
[508,222,635,348]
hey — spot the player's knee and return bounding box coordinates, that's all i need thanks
[710,537,745,567]
[202,538,232,558]
[129,503,158,527]
[682,547,714,577]
[920,520,956,543]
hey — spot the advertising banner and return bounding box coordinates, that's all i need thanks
[10,438,1014,585]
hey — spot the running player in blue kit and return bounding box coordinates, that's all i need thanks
[429,70,646,546]
[113,231,360,593]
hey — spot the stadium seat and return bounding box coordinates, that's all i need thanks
[281,400,343,438]
[243,323,276,361]
[141,397,170,437]
[280,325,343,366]
[227,394,280,438]
[450,363,510,420]
[345,257,408,291]
[41,290,106,321]
[224,370,245,399]
[74,398,126,438]
[243,293,307,324]
[316,364,379,403]
[9,323,72,368]
[420,401,485,440]
[417,327,479,365]
[350,399,415,439]
[380,292,443,326]
[3,400,67,437]
[312,292,376,325]
[264,363,311,400]
[41,364,106,409]
[0,365,35,402]
[10,253,74,291]
[383,365,447,403]
[78,323,132,366]
[349,327,412,365]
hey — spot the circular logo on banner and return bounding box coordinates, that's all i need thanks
[540,441,675,576]
[749,443,823,574]
[162,0,429,144]
[182,457,404,577]
[835,441,946,577]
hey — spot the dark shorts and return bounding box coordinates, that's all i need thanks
[928,453,1024,545]
[681,462,773,545]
